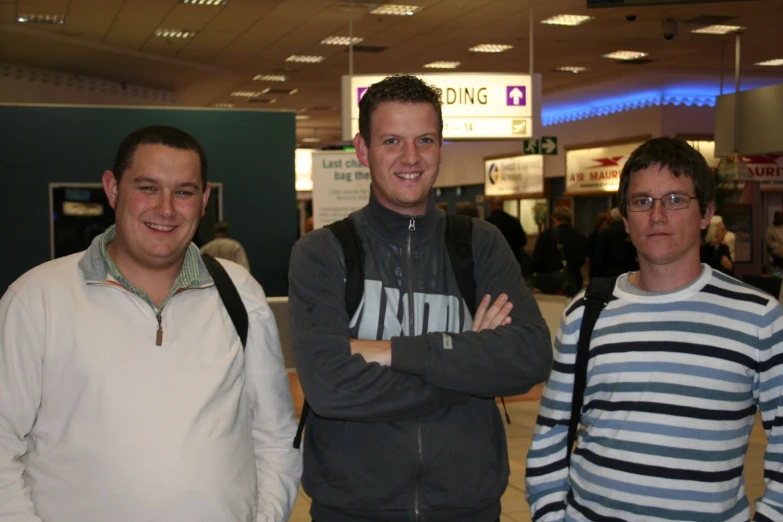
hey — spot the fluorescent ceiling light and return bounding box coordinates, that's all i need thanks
[154,28,196,39]
[296,115,311,120]
[555,66,588,73]
[691,25,745,35]
[180,0,228,5]
[755,58,783,67]
[320,36,364,46]
[541,14,593,26]
[254,74,287,82]
[370,4,423,16]
[17,13,65,24]
[286,55,325,63]
[602,50,648,61]
[231,90,263,97]
[288,89,299,95]
[424,61,460,69]
[212,103,235,108]
[302,137,321,143]
[469,44,513,53]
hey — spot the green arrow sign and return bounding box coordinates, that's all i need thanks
[541,136,558,155]
[522,139,539,155]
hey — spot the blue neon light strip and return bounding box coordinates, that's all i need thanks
[541,88,718,126]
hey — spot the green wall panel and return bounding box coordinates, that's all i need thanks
[0,105,296,297]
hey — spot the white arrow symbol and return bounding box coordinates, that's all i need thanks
[541,137,556,154]
[509,87,524,105]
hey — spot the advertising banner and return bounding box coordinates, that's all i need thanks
[484,154,544,197]
[565,141,645,194]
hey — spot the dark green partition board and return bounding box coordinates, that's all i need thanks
[0,105,296,297]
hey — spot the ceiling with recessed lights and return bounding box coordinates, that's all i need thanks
[1,0,782,146]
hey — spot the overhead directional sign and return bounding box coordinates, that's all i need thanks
[522,137,558,156]
[343,73,540,140]
[540,136,558,155]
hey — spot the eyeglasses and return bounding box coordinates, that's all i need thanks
[627,193,697,212]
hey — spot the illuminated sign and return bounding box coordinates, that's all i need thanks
[484,155,544,197]
[566,141,644,194]
[342,73,538,140]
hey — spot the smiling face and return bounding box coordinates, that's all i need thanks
[102,143,210,274]
[354,101,442,216]
[622,164,713,272]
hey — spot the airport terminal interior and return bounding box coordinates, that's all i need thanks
[2,0,783,520]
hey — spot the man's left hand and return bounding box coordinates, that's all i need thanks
[350,339,392,366]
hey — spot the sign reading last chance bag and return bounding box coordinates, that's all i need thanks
[311,151,371,229]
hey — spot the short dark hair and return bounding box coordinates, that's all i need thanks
[358,75,443,143]
[112,125,208,188]
[618,137,715,218]
[213,220,230,237]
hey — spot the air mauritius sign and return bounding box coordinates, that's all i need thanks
[342,73,539,140]
[565,141,645,194]
[744,155,783,184]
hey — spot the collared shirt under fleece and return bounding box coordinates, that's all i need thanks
[525,267,783,522]
[0,231,302,522]
[288,190,553,522]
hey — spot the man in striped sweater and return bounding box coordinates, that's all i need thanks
[526,137,783,521]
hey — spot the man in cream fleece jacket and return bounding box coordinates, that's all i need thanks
[0,125,301,521]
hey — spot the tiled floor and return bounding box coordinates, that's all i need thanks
[288,400,768,522]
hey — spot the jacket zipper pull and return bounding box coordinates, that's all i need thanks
[408,217,416,232]
[155,313,163,346]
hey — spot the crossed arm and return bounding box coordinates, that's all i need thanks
[351,292,514,365]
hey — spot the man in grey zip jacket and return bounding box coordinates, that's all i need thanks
[289,74,552,522]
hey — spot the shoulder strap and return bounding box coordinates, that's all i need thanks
[566,276,617,464]
[326,217,365,318]
[445,214,477,316]
[202,253,248,348]
[295,216,365,450]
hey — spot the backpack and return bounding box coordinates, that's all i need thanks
[566,276,617,464]
[292,213,480,449]
[202,253,248,348]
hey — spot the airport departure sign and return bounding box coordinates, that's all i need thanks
[342,73,537,140]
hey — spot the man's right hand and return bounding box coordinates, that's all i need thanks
[472,294,513,332]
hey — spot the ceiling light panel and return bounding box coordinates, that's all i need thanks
[469,44,513,53]
[254,74,287,82]
[321,36,364,46]
[17,14,65,24]
[424,61,460,69]
[691,25,745,35]
[603,50,648,61]
[540,14,594,26]
[296,115,312,120]
[180,0,228,4]
[212,103,235,108]
[302,137,320,143]
[231,91,263,97]
[755,59,783,67]
[370,4,423,16]
[154,28,196,39]
[286,55,325,63]
[555,66,588,73]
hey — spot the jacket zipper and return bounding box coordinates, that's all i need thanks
[86,281,197,347]
[407,216,423,521]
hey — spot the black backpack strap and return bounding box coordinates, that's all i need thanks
[294,217,365,450]
[567,276,617,464]
[326,217,366,318]
[445,214,477,317]
[202,253,248,348]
